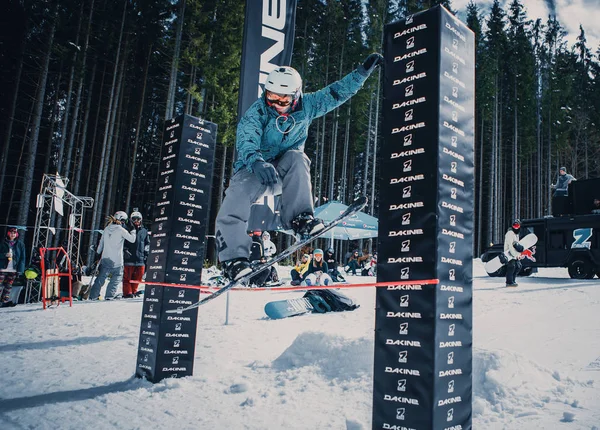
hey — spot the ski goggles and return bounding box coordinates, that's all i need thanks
[266,92,293,107]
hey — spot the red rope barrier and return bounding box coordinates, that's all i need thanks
[132,279,439,293]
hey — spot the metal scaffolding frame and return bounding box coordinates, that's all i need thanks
[25,174,94,303]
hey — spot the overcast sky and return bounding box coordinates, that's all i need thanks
[452,0,600,53]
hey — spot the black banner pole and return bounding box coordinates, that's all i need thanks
[374,6,475,429]
[135,114,217,383]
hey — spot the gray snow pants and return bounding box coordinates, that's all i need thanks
[216,150,313,262]
[89,259,123,300]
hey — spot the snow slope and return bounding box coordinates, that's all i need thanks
[0,261,598,429]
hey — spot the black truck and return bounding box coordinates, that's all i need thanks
[481,178,600,279]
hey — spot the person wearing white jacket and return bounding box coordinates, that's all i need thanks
[503,219,523,287]
[89,211,136,300]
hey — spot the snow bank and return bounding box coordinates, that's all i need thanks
[272,331,373,381]
[473,347,583,425]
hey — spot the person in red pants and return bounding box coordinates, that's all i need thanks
[122,211,149,298]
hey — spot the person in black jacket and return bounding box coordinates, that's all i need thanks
[303,249,333,286]
[0,227,26,307]
[122,212,149,298]
[324,247,343,282]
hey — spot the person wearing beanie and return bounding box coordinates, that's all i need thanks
[0,227,26,307]
[122,211,149,298]
[503,219,523,287]
[551,167,576,197]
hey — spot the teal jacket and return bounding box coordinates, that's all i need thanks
[234,67,372,173]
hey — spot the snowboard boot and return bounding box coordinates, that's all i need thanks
[291,212,325,239]
[505,282,519,287]
[222,258,253,281]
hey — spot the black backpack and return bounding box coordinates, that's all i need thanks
[303,289,359,313]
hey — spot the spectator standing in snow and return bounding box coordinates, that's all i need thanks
[0,227,26,307]
[503,219,523,288]
[122,211,149,298]
[262,231,276,258]
[261,231,279,283]
[89,212,136,300]
[302,249,332,286]
[551,167,576,197]
[214,54,384,282]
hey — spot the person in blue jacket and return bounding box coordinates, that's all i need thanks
[216,53,384,281]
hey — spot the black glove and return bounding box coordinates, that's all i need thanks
[513,242,524,253]
[362,53,384,71]
[253,161,278,186]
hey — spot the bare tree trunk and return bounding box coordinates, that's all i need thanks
[102,39,128,215]
[57,2,84,174]
[513,82,518,217]
[341,103,351,202]
[125,44,152,211]
[87,1,127,265]
[17,4,58,229]
[477,115,484,255]
[0,42,24,208]
[363,92,374,197]
[370,68,381,216]
[73,61,97,196]
[166,0,187,119]
[64,0,95,181]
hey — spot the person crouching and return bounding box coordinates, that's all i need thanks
[302,249,333,286]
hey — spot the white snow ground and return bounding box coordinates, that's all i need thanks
[0,261,599,430]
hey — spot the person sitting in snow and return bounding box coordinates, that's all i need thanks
[302,249,332,287]
[214,54,384,281]
[324,247,344,282]
[290,253,310,286]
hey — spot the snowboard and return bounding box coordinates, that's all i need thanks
[264,297,314,319]
[484,233,538,274]
[166,196,368,314]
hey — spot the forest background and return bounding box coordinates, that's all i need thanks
[1,0,599,266]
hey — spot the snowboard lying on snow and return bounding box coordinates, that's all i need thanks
[264,289,359,319]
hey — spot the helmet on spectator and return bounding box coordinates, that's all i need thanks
[130,211,142,222]
[262,231,270,240]
[313,249,323,256]
[326,247,334,254]
[114,211,128,222]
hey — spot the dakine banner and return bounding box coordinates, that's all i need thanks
[375,6,474,430]
[238,0,298,118]
[136,114,217,383]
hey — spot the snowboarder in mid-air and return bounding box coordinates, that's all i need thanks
[215,53,384,281]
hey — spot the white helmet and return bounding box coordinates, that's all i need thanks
[114,211,128,221]
[130,211,143,221]
[265,67,302,97]
[262,231,270,240]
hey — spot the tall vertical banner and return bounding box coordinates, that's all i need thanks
[238,0,298,231]
[135,114,217,383]
[238,0,298,118]
[374,6,474,430]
